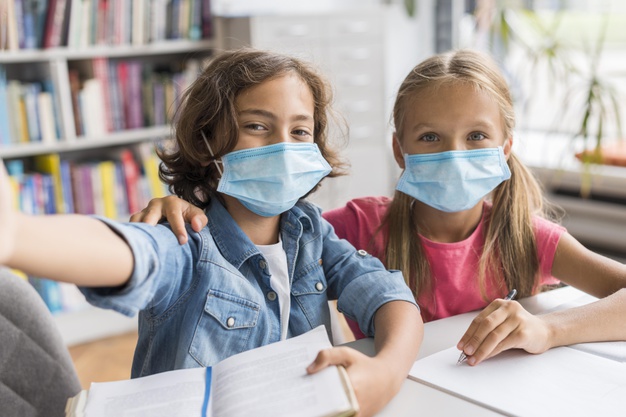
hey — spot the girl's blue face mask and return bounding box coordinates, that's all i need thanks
[396,146,511,213]
[203,135,331,217]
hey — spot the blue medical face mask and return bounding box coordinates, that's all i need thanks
[396,146,511,213]
[202,134,331,217]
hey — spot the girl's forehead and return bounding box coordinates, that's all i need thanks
[400,83,504,132]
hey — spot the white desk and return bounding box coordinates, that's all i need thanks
[348,286,595,417]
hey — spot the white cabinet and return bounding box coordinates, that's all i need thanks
[219,7,395,210]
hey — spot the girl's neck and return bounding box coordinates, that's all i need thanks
[412,200,484,243]
[222,195,281,245]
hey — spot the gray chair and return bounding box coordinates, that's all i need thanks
[0,268,81,417]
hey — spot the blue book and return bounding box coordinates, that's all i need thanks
[23,83,42,142]
[22,0,38,48]
[42,79,61,140]
[0,67,11,145]
[60,160,75,213]
[41,174,56,214]
[30,0,49,48]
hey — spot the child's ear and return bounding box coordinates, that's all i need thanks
[392,133,406,169]
[503,136,513,159]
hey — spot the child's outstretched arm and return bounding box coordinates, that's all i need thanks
[458,232,626,366]
[0,160,134,287]
[307,300,423,417]
[130,196,207,245]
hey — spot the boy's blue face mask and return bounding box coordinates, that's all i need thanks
[203,135,331,217]
[395,146,511,213]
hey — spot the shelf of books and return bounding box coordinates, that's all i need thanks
[1,0,217,345]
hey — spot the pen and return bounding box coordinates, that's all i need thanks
[457,289,518,364]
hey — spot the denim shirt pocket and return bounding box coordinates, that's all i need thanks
[291,261,329,328]
[189,289,260,367]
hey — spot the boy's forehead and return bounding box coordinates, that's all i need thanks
[235,74,315,117]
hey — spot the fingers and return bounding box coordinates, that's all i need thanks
[186,206,208,233]
[307,347,355,374]
[457,299,521,365]
[129,197,208,245]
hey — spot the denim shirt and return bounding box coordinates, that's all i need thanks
[81,199,416,378]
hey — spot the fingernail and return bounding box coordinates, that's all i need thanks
[178,236,186,245]
[468,357,476,366]
[465,345,474,355]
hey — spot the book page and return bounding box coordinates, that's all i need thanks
[83,367,206,417]
[409,346,626,417]
[211,325,354,417]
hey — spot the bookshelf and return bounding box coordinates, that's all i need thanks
[1,0,218,345]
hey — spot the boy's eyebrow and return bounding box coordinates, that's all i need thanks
[239,109,314,122]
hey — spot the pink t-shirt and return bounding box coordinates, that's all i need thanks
[322,196,565,339]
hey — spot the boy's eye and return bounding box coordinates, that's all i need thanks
[292,129,312,138]
[468,132,486,141]
[244,123,267,131]
[419,133,438,142]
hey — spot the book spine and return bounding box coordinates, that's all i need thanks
[92,57,112,132]
[0,67,12,145]
[43,0,69,48]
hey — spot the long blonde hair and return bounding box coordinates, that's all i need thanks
[384,49,548,310]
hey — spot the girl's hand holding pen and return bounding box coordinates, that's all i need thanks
[456,292,553,366]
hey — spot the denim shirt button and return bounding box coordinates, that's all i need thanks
[357,249,368,257]
[315,282,323,291]
[267,291,277,301]
[259,260,267,269]
[226,317,235,327]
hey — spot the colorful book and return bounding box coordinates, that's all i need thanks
[34,153,67,213]
[98,160,117,219]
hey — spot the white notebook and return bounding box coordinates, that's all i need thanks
[409,346,626,417]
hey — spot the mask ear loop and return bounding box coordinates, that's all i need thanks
[200,131,223,176]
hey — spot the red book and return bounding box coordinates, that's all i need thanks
[43,0,69,48]
[120,149,140,214]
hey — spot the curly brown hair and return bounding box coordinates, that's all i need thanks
[158,48,348,208]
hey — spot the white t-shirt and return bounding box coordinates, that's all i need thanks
[256,240,291,340]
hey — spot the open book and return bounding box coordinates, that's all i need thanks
[409,345,626,417]
[66,326,358,417]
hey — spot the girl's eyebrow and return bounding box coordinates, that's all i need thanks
[239,109,314,122]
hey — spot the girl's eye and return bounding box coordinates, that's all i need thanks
[419,133,438,142]
[468,132,486,141]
